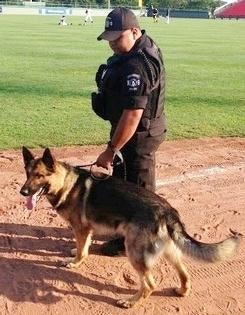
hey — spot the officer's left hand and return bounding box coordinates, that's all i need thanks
[96,148,114,171]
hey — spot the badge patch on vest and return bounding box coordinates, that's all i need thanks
[126,74,141,91]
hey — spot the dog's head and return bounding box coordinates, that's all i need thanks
[20,147,55,210]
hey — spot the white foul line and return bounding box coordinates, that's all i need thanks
[156,163,244,188]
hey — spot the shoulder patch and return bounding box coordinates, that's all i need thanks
[126,74,141,91]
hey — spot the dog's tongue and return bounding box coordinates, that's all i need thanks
[26,193,37,211]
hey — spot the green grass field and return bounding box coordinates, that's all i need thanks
[0,15,244,149]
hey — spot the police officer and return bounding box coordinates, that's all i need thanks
[92,7,167,256]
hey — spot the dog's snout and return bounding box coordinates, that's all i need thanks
[20,187,30,196]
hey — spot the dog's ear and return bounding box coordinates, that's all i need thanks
[42,148,55,171]
[22,146,35,167]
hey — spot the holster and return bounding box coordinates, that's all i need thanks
[95,64,107,91]
[91,92,107,120]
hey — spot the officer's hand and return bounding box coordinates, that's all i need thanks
[95,148,114,171]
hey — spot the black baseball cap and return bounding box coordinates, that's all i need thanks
[97,7,140,41]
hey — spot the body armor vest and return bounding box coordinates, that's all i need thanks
[93,35,166,134]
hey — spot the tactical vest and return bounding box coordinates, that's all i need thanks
[137,44,166,133]
[97,37,166,135]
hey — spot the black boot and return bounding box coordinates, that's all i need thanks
[100,237,125,256]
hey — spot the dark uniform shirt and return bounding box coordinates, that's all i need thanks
[101,30,166,135]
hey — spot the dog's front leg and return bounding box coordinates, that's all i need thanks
[65,226,92,269]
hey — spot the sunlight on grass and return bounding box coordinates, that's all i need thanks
[0,15,244,149]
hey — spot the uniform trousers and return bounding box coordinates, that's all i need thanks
[112,130,165,192]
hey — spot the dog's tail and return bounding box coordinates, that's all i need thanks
[166,214,240,262]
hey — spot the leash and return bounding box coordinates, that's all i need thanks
[76,150,127,181]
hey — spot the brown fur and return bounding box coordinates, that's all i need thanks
[20,147,240,308]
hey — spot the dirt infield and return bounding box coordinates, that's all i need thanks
[0,137,244,315]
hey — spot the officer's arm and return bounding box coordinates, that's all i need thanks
[110,108,143,150]
[95,108,143,170]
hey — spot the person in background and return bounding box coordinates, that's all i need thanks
[58,15,67,26]
[83,8,93,25]
[91,7,167,256]
[58,15,72,26]
[152,6,159,22]
[165,8,170,24]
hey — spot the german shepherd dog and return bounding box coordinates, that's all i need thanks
[20,147,239,308]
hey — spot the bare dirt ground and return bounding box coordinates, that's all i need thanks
[0,137,244,315]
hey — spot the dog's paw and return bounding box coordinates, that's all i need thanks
[65,261,81,269]
[116,299,135,308]
[60,257,84,269]
[60,258,73,268]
